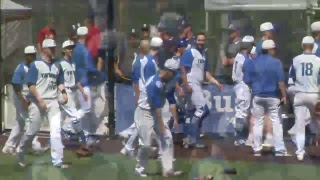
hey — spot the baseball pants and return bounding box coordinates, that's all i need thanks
[77,86,91,135]
[251,96,286,152]
[5,96,42,150]
[135,106,174,173]
[234,83,251,141]
[17,99,64,166]
[293,93,320,157]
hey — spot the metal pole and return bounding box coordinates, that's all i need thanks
[106,0,116,135]
[205,11,209,33]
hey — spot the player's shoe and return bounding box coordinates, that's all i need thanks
[163,170,183,177]
[200,133,205,138]
[245,140,253,147]
[274,151,292,157]
[297,154,304,161]
[262,138,273,147]
[54,162,70,169]
[2,146,16,155]
[16,151,26,167]
[120,147,135,158]
[135,166,147,177]
[234,140,246,146]
[253,151,261,157]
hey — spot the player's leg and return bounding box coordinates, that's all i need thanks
[251,97,266,156]
[263,114,273,147]
[266,98,288,156]
[47,100,67,167]
[16,102,44,166]
[120,127,138,158]
[134,107,153,177]
[293,105,307,161]
[77,86,92,137]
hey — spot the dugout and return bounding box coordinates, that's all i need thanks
[204,0,320,77]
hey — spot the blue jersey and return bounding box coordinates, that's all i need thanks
[12,62,30,96]
[145,75,176,109]
[314,39,320,57]
[71,42,103,87]
[25,58,64,100]
[255,39,264,57]
[140,53,159,84]
[131,54,142,85]
[243,54,285,98]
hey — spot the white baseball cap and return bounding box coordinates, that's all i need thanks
[242,35,255,43]
[311,21,320,32]
[250,46,256,54]
[164,58,179,71]
[24,46,37,54]
[77,26,88,36]
[262,40,276,49]
[42,39,56,48]
[260,22,274,32]
[62,40,75,48]
[150,37,163,47]
[302,36,314,44]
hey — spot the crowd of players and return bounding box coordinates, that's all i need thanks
[2,14,320,177]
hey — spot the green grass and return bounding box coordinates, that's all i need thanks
[1,149,320,180]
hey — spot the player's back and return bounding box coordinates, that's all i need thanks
[292,54,320,93]
[232,53,247,83]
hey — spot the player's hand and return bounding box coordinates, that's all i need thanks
[82,92,88,102]
[280,97,287,105]
[185,85,192,93]
[38,99,47,110]
[62,93,68,104]
[21,99,29,110]
[215,81,223,91]
[177,87,184,97]
[173,120,179,131]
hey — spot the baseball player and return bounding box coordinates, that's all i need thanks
[232,36,254,146]
[2,46,48,155]
[59,40,92,156]
[16,39,69,168]
[243,39,289,156]
[180,32,223,148]
[255,22,274,57]
[134,58,182,177]
[289,36,320,161]
[120,39,150,158]
[71,26,104,143]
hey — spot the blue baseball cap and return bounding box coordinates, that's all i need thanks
[177,39,188,48]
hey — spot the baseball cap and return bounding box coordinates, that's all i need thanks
[260,22,274,32]
[24,46,37,54]
[311,21,320,32]
[262,40,276,49]
[164,58,180,71]
[302,36,314,44]
[150,37,163,47]
[242,36,255,43]
[226,24,239,32]
[62,40,75,48]
[141,24,150,31]
[177,39,188,48]
[42,39,56,48]
[77,26,88,36]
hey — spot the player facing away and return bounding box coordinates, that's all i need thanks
[244,39,290,157]
[180,32,223,148]
[289,36,320,161]
[59,40,92,157]
[232,36,254,146]
[16,39,69,168]
[3,46,48,155]
[135,59,183,178]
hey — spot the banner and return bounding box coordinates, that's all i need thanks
[115,83,236,135]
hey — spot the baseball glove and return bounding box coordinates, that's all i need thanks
[314,101,320,117]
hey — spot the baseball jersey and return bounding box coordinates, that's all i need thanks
[144,75,176,110]
[59,58,76,88]
[255,39,264,57]
[25,58,64,100]
[314,39,320,57]
[289,53,320,93]
[244,54,285,98]
[180,47,209,83]
[232,53,250,84]
[138,53,159,109]
[12,62,30,96]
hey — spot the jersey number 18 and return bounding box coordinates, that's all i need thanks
[301,62,313,76]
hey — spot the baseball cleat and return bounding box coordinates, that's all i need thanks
[54,163,70,169]
[2,146,16,155]
[120,147,135,158]
[245,140,253,147]
[234,140,246,146]
[135,167,147,177]
[274,151,292,157]
[253,151,261,157]
[297,154,304,161]
[262,139,273,147]
[163,170,183,177]
[16,151,26,167]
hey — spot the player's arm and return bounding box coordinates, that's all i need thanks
[132,61,140,104]
[97,57,104,71]
[148,84,166,132]
[243,59,253,87]
[11,65,29,105]
[57,64,68,103]
[277,62,287,103]
[167,88,179,125]
[25,63,42,102]
[180,50,193,91]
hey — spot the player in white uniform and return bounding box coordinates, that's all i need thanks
[289,36,320,161]
[232,36,254,146]
[16,39,69,168]
[134,59,182,177]
[180,32,223,148]
[59,40,92,156]
[2,46,48,155]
